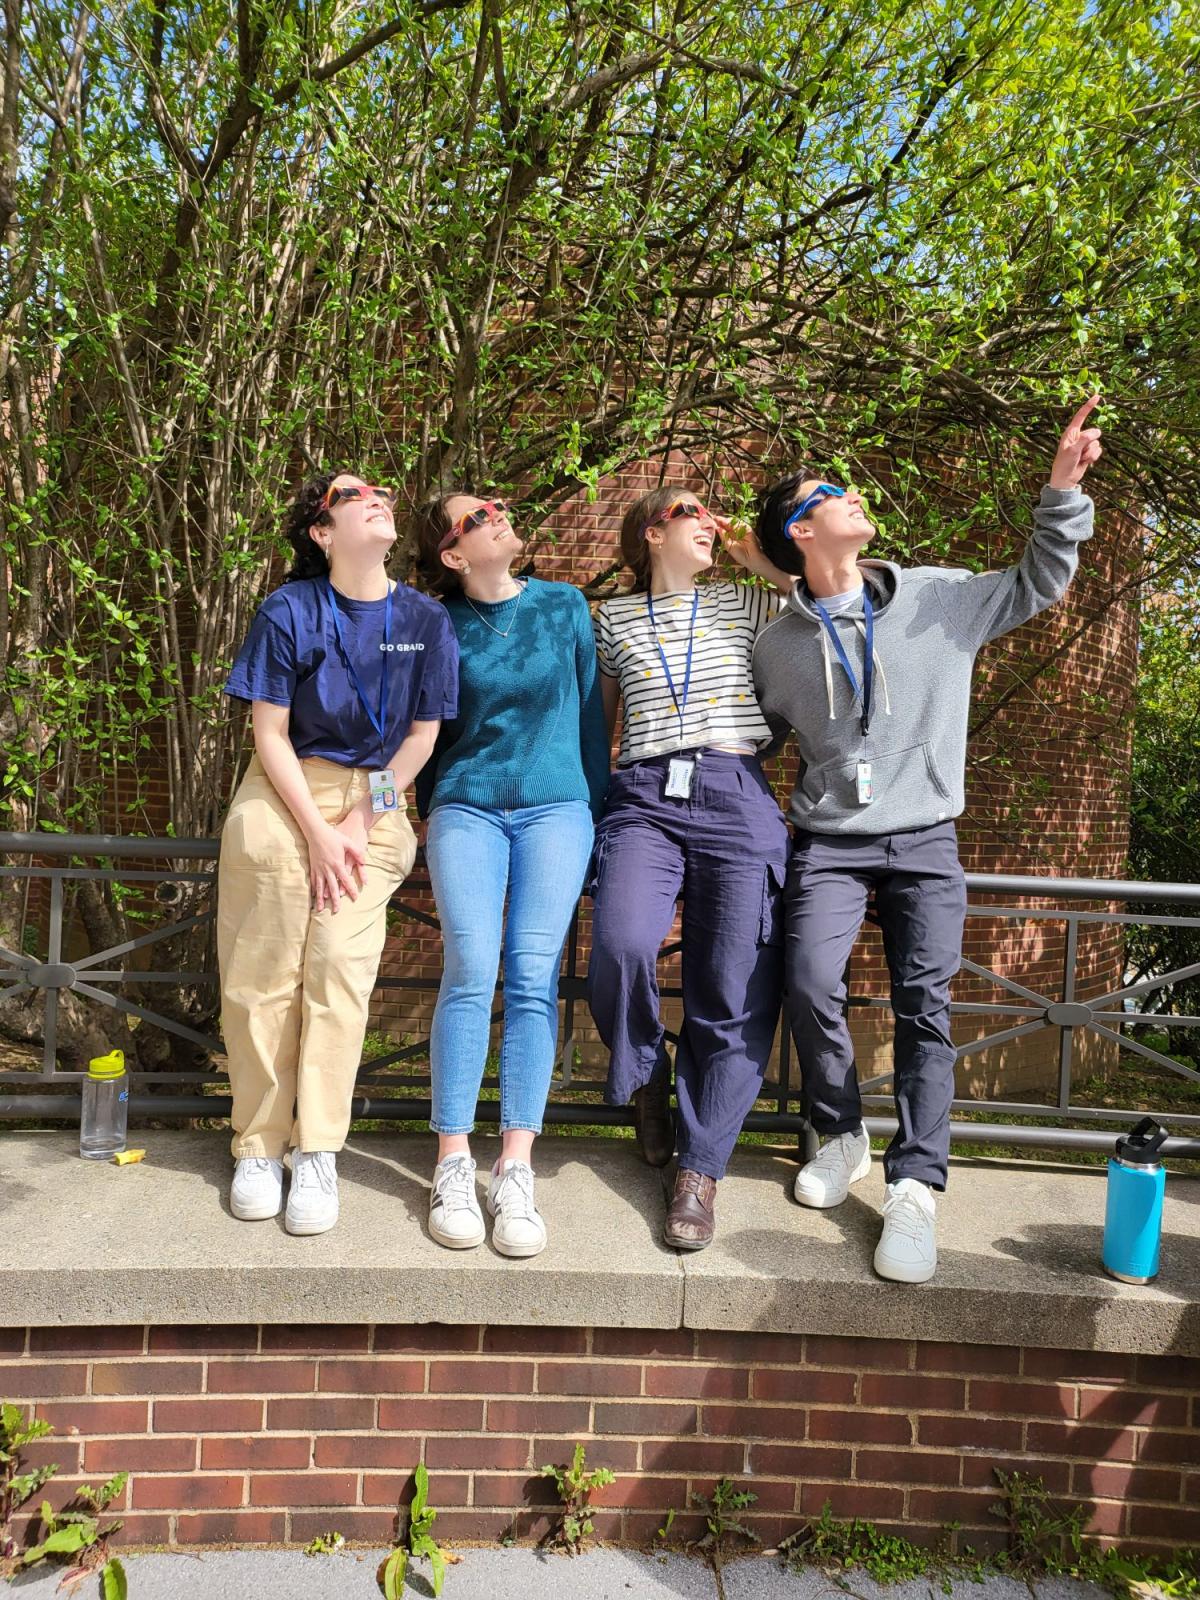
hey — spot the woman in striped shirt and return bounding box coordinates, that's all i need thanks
[587,487,795,1249]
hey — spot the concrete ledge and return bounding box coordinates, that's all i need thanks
[690,1145,1200,1355]
[3,1131,1198,1354]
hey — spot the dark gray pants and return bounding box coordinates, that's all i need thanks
[784,821,966,1190]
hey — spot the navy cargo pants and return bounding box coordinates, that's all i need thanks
[587,752,790,1180]
[784,820,967,1190]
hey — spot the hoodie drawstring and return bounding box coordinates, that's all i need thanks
[820,625,837,720]
[817,613,892,722]
[853,617,891,717]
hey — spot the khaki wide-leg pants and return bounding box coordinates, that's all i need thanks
[217,754,417,1158]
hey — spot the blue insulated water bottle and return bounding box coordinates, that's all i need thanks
[1102,1117,1168,1284]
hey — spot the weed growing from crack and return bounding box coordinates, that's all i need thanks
[539,1443,615,1555]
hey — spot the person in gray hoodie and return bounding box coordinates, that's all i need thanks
[751,399,1103,1284]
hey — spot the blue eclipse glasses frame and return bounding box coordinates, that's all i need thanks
[783,482,845,541]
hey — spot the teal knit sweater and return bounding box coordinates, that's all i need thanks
[417,578,611,820]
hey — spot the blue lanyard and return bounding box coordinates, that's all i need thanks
[646,590,699,733]
[325,579,393,764]
[813,588,874,737]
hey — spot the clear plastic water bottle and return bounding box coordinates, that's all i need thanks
[80,1049,129,1160]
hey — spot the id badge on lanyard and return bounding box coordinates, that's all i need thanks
[369,769,399,813]
[326,580,398,809]
[647,590,699,802]
[814,590,875,805]
[665,757,695,799]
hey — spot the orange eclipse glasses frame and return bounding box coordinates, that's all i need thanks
[320,483,396,511]
[642,496,713,538]
[438,499,510,553]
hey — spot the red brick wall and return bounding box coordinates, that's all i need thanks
[3,1325,1192,1554]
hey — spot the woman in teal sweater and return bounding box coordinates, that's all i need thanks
[414,495,609,1258]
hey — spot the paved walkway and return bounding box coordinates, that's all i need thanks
[7,1549,1114,1600]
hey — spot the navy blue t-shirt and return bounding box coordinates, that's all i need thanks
[225,577,460,768]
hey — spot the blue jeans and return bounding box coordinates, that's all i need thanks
[427,801,594,1135]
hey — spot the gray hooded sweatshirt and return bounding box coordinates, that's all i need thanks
[751,485,1094,836]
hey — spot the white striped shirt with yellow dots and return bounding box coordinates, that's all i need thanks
[595,583,781,765]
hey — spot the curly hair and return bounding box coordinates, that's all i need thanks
[618,485,698,594]
[755,468,819,578]
[411,489,477,597]
[282,470,342,583]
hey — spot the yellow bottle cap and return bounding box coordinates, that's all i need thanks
[88,1049,125,1081]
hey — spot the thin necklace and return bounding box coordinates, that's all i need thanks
[464,579,525,639]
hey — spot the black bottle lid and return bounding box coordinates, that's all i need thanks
[1114,1117,1168,1168]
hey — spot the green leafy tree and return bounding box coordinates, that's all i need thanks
[2,0,1199,1066]
[1126,573,1200,1060]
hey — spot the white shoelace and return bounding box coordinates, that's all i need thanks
[809,1133,862,1175]
[881,1188,931,1242]
[292,1151,337,1195]
[493,1162,538,1222]
[240,1157,277,1177]
[434,1157,477,1215]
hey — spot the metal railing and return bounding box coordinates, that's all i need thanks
[1,832,1198,1158]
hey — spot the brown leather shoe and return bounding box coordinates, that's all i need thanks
[664,1168,717,1251]
[631,1071,675,1169]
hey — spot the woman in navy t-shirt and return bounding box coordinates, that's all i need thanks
[219,471,459,1236]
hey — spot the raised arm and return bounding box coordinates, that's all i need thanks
[935,397,1103,647]
[718,515,798,599]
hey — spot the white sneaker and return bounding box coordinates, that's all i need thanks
[230,1156,285,1220]
[429,1155,486,1249]
[793,1127,871,1208]
[874,1178,937,1283]
[487,1159,547,1259]
[285,1150,339,1236]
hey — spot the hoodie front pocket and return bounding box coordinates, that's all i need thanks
[819,741,950,813]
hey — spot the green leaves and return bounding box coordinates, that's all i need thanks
[3,0,1200,878]
[690,1476,759,1554]
[7,1467,59,1507]
[22,1516,96,1563]
[102,1556,129,1600]
[378,1465,448,1596]
[1,1403,54,1457]
[540,1443,616,1554]
[380,1545,408,1599]
[2,1407,61,1563]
